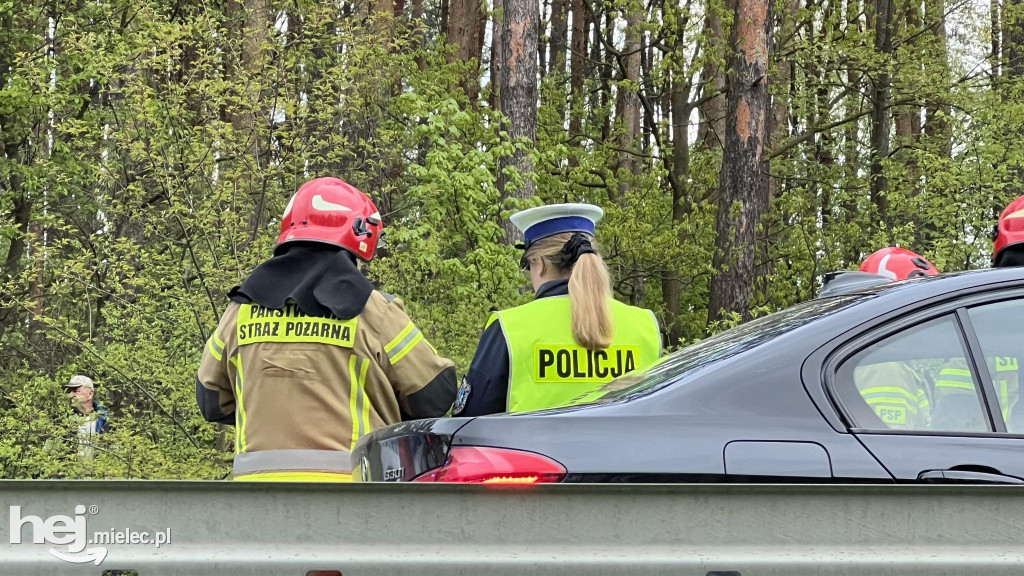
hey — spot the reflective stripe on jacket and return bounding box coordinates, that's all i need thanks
[935,357,1019,421]
[854,362,931,429]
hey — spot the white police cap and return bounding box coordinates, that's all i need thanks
[510,203,604,247]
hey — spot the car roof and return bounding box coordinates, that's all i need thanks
[818,267,1024,303]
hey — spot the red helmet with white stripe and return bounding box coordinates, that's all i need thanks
[994,195,1024,266]
[859,247,938,281]
[277,177,383,261]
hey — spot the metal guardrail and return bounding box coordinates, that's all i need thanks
[2,481,1024,575]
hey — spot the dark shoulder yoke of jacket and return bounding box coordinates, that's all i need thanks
[196,378,235,425]
[402,365,457,421]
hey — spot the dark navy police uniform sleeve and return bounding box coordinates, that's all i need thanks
[455,321,510,417]
[455,281,568,417]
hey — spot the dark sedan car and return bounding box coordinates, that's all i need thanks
[354,267,1024,484]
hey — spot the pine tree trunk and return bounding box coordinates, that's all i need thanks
[225,0,271,248]
[770,0,799,203]
[614,5,643,200]
[0,169,29,343]
[489,0,505,111]
[1006,0,1024,81]
[661,69,692,347]
[539,0,549,78]
[499,0,540,243]
[842,0,864,262]
[551,0,568,77]
[446,0,485,102]
[413,0,425,69]
[924,0,951,158]
[698,4,727,151]
[708,0,774,324]
[869,0,893,231]
[568,0,587,149]
[601,9,614,142]
[992,0,1002,77]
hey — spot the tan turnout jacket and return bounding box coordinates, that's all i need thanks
[197,291,455,479]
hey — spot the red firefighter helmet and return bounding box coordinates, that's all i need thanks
[993,195,1024,265]
[277,177,383,261]
[859,247,939,281]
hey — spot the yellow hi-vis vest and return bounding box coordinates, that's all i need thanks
[936,357,1019,421]
[490,296,662,413]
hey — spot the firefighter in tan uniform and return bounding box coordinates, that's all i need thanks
[197,177,456,481]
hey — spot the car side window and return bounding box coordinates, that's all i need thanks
[967,300,1024,433]
[835,315,990,433]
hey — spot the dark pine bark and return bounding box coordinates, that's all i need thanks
[550,0,568,77]
[661,69,693,347]
[489,0,504,111]
[869,0,894,231]
[498,0,540,243]
[567,0,587,147]
[446,0,485,102]
[707,0,774,324]
[698,5,727,151]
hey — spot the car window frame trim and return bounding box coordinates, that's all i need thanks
[955,307,1005,432]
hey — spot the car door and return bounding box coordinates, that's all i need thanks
[827,291,1024,484]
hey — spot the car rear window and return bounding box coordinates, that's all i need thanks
[575,294,867,404]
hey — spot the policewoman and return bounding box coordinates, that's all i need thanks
[454,203,662,416]
[196,177,456,481]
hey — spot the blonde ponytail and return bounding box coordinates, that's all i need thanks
[568,251,613,349]
[523,232,614,349]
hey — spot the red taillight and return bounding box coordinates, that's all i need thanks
[412,446,566,484]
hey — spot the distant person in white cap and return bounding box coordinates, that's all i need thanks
[452,203,663,416]
[63,375,109,459]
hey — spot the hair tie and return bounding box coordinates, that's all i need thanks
[561,233,596,266]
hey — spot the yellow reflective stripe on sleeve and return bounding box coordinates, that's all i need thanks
[207,334,224,361]
[390,331,424,364]
[235,472,353,482]
[942,368,972,377]
[917,389,930,409]
[348,356,373,451]
[385,322,416,355]
[863,396,919,414]
[349,355,360,451]
[936,380,976,391]
[999,379,1011,420]
[229,355,248,453]
[359,358,371,438]
[859,386,920,404]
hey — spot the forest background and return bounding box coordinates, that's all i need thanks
[1,0,1019,478]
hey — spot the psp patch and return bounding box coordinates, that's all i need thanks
[452,380,471,415]
[875,405,907,426]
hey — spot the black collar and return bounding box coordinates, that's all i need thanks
[536,279,570,299]
[229,243,375,320]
